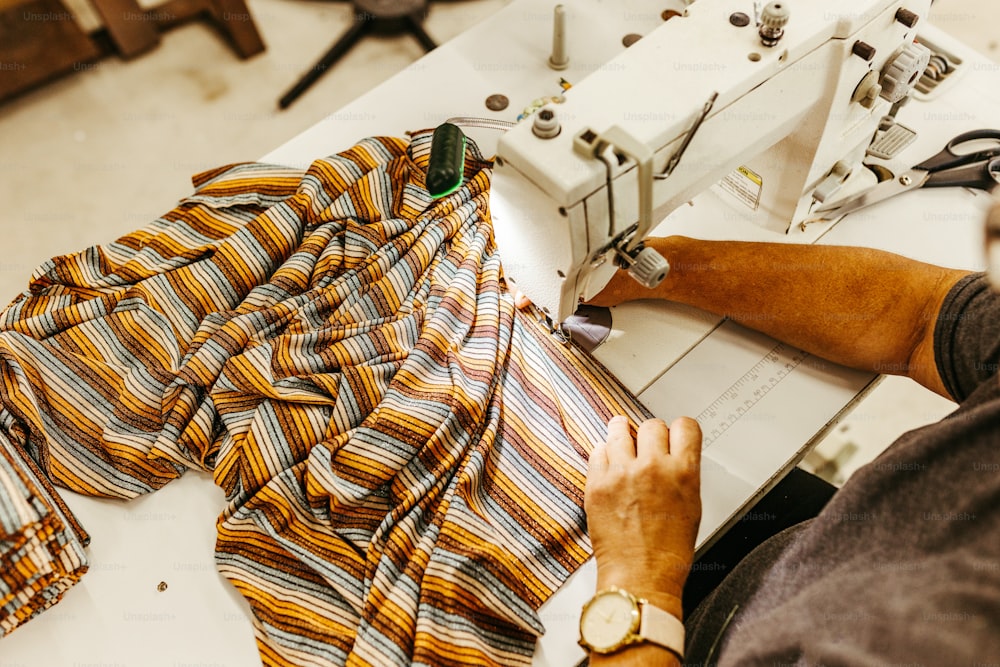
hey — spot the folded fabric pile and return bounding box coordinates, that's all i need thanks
[0,129,649,665]
[0,427,89,637]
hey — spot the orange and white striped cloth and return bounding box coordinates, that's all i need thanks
[0,130,649,664]
[0,423,89,636]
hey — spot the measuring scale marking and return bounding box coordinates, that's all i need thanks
[696,342,810,448]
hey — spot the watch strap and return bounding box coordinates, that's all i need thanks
[639,600,685,659]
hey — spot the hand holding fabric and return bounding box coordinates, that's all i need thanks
[586,416,702,610]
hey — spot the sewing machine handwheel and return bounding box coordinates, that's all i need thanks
[628,246,670,288]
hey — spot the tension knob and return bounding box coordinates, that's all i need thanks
[880,42,931,103]
[628,246,670,288]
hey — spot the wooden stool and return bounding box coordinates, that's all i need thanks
[152,0,265,59]
[0,0,102,99]
[0,0,264,103]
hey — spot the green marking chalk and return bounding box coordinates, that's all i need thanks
[426,122,467,198]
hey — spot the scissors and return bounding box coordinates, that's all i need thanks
[815,129,1000,217]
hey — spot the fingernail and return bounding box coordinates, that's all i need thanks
[608,415,627,426]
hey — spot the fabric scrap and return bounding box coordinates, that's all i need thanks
[0,422,89,637]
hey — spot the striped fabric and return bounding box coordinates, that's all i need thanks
[0,423,89,636]
[0,130,649,665]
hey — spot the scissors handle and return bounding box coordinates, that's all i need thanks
[923,156,1000,190]
[915,129,1000,172]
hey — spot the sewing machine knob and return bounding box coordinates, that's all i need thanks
[758,2,789,47]
[628,246,670,288]
[894,8,920,29]
[851,70,883,109]
[851,41,877,62]
[533,107,561,139]
[879,42,931,103]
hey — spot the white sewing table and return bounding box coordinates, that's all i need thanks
[3,1,999,665]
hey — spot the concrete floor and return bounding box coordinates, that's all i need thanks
[1,0,998,484]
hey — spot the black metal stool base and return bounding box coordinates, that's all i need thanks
[279,0,437,109]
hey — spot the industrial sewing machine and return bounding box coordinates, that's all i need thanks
[490,0,932,326]
[487,5,974,662]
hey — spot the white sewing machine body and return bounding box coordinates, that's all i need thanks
[491,0,931,324]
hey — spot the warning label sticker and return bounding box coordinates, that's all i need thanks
[718,165,763,211]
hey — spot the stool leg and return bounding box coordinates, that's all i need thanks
[88,0,160,58]
[210,0,266,58]
[278,17,371,109]
[404,13,437,52]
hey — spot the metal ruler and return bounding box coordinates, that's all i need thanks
[696,342,810,448]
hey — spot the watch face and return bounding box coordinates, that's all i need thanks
[580,589,640,652]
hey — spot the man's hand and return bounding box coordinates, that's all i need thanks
[586,416,703,614]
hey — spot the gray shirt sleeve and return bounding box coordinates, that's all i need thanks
[933,272,1000,402]
[685,271,1000,667]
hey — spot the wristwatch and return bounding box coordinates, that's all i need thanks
[578,587,685,658]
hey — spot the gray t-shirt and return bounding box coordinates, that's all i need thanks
[685,272,1000,666]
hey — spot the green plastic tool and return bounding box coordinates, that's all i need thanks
[426,122,467,198]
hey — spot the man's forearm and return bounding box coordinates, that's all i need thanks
[597,236,968,397]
